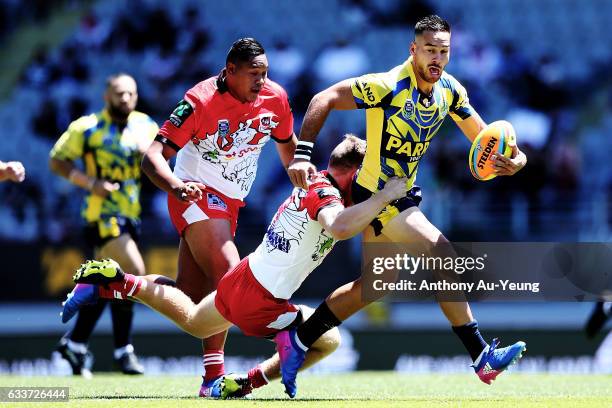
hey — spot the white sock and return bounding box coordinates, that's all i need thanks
[114,344,134,359]
[67,340,87,354]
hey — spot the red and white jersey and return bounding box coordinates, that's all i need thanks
[248,172,344,299]
[158,74,294,200]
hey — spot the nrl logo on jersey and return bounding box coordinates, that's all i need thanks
[402,99,415,120]
[218,119,230,137]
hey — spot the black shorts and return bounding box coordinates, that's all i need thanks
[351,176,422,236]
[84,216,140,249]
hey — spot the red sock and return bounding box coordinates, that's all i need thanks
[203,349,224,381]
[247,365,268,389]
[98,274,142,300]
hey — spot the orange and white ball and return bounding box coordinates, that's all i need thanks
[468,120,516,181]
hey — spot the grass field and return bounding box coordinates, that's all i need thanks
[1,373,610,407]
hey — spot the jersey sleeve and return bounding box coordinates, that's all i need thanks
[271,87,294,143]
[351,72,394,109]
[144,115,159,142]
[303,180,344,219]
[49,118,88,161]
[448,79,475,122]
[157,88,200,150]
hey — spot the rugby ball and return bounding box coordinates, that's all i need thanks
[469,120,516,181]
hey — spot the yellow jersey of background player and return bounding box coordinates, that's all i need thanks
[50,76,158,246]
[49,73,158,377]
[351,55,474,193]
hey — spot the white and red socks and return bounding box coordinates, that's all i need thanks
[247,365,269,390]
[97,274,143,300]
[203,349,225,382]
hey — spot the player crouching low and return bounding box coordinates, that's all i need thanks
[60,135,409,398]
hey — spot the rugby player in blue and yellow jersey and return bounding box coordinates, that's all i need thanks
[49,73,158,377]
[284,15,528,391]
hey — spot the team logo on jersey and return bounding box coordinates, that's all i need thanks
[169,99,194,128]
[207,193,228,211]
[402,100,415,120]
[218,119,230,137]
[258,114,273,132]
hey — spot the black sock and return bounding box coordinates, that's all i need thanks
[296,301,342,349]
[68,299,107,344]
[111,300,134,349]
[452,320,488,362]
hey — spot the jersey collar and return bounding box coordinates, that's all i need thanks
[101,109,112,122]
[323,170,340,190]
[323,169,354,206]
[101,108,132,127]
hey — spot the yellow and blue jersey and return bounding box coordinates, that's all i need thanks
[351,56,474,193]
[50,110,158,225]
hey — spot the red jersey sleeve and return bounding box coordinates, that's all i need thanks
[303,178,343,220]
[157,88,201,150]
[271,86,294,143]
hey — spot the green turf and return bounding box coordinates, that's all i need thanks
[1,373,610,407]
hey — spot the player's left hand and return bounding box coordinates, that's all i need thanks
[492,145,527,176]
[2,161,25,183]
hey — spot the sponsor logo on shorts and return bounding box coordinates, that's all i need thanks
[169,99,194,128]
[207,193,228,211]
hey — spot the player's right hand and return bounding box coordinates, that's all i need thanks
[379,177,408,203]
[287,158,317,189]
[174,181,206,203]
[91,179,120,197]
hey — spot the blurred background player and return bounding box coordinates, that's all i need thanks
[0,160,25,182]
[286,15,527,385]
[141,37,297,396]
[49,73,158,377]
